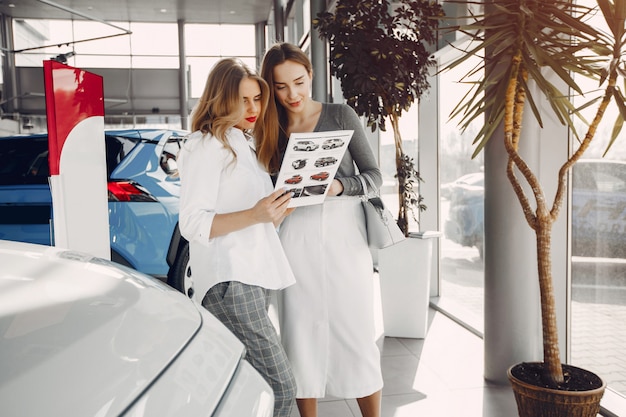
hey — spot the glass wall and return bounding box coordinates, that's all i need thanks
[434,37,626,399]
[437,50,485,332]
[566,0,626,397]
[434,27,626,401]
[184,24,256,98]
[9,19,256,131]
[13,19,255,87]
[570,76,626,397]
[285,0,311,46]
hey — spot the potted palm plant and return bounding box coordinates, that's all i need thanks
[441,0,625,415]
[313,0,445,338]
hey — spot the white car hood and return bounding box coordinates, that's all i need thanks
[0,241,241,416]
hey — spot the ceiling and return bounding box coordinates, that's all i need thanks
[0,0,275,25]
[0,0,281,119]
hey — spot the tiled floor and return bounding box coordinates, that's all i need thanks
[290,308,520,417]
[278,266,624,417]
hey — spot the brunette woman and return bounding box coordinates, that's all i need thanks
[258,43,384,417]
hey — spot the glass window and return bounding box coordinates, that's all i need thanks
[568,0,626,398]
[128,56,180,69]
[185,24,255,57]
[14,19,72,66]
[187,56,256,99]
[161,136,185,176]
[286,0,310,45]
[570,80,626,399]
[185,25,224,56]
[76,55,132,68]
[185,24,256,98]
[13,19,182,68]
[125,22,179,56]
[438,50,485,331]
[0,135,49,185]
[71,21,131,56]
[10,18,257,131]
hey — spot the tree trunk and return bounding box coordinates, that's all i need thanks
[389,112,408,236]
[535,214,563,385]
[502,50,565,384]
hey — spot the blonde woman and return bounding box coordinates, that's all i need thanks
[177,58,297,417]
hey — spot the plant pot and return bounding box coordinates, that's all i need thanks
[507,362,606,417]
[378,231,440,338]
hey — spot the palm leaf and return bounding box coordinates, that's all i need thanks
[441,0,602,151]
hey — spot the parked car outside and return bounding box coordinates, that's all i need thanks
[310,171,330,181]
[571,159,626,258]
[0,129,192,297]
[441,172,484,200]
[314,156,337,167]
[322,138,344,149]
[443,159,626,259]
[442,171,486,258]
[293,140,319,151]
[0,239,273,417]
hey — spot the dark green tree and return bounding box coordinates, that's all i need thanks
[314,0,444,235]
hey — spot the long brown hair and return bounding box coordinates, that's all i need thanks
[258,43,313,174]
[191,58,269,158]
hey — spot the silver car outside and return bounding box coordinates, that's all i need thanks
[0,240,273,417]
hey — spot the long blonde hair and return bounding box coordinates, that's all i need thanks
[191,58,269,158]
[258,43,314,174]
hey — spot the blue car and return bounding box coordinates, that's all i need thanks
[0,129,192,296]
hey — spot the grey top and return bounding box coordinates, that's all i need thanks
[314,103,383,196]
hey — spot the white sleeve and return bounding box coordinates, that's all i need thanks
[178,136,227,246]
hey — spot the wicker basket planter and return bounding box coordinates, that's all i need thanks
[508,362,606,417]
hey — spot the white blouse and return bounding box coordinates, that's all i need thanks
[177,128,295,303]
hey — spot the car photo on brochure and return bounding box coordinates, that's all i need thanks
[303,184,327,196]
[284,174,303,185]
[322,138,345,149]
[310,171,330,181]
[293,140,319,151]
[292,159,307,169]
[274,130,354,208]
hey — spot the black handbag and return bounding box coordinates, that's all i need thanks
[358,175,406,249]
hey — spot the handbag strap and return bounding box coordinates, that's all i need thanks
[358,174,378,199]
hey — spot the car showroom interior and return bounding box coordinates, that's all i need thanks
[1,1,625,416]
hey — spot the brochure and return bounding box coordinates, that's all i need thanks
[274,130,354,207]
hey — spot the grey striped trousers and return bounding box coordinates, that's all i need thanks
[202,281,296,417]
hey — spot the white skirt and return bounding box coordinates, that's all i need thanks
[278,196,383,398]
